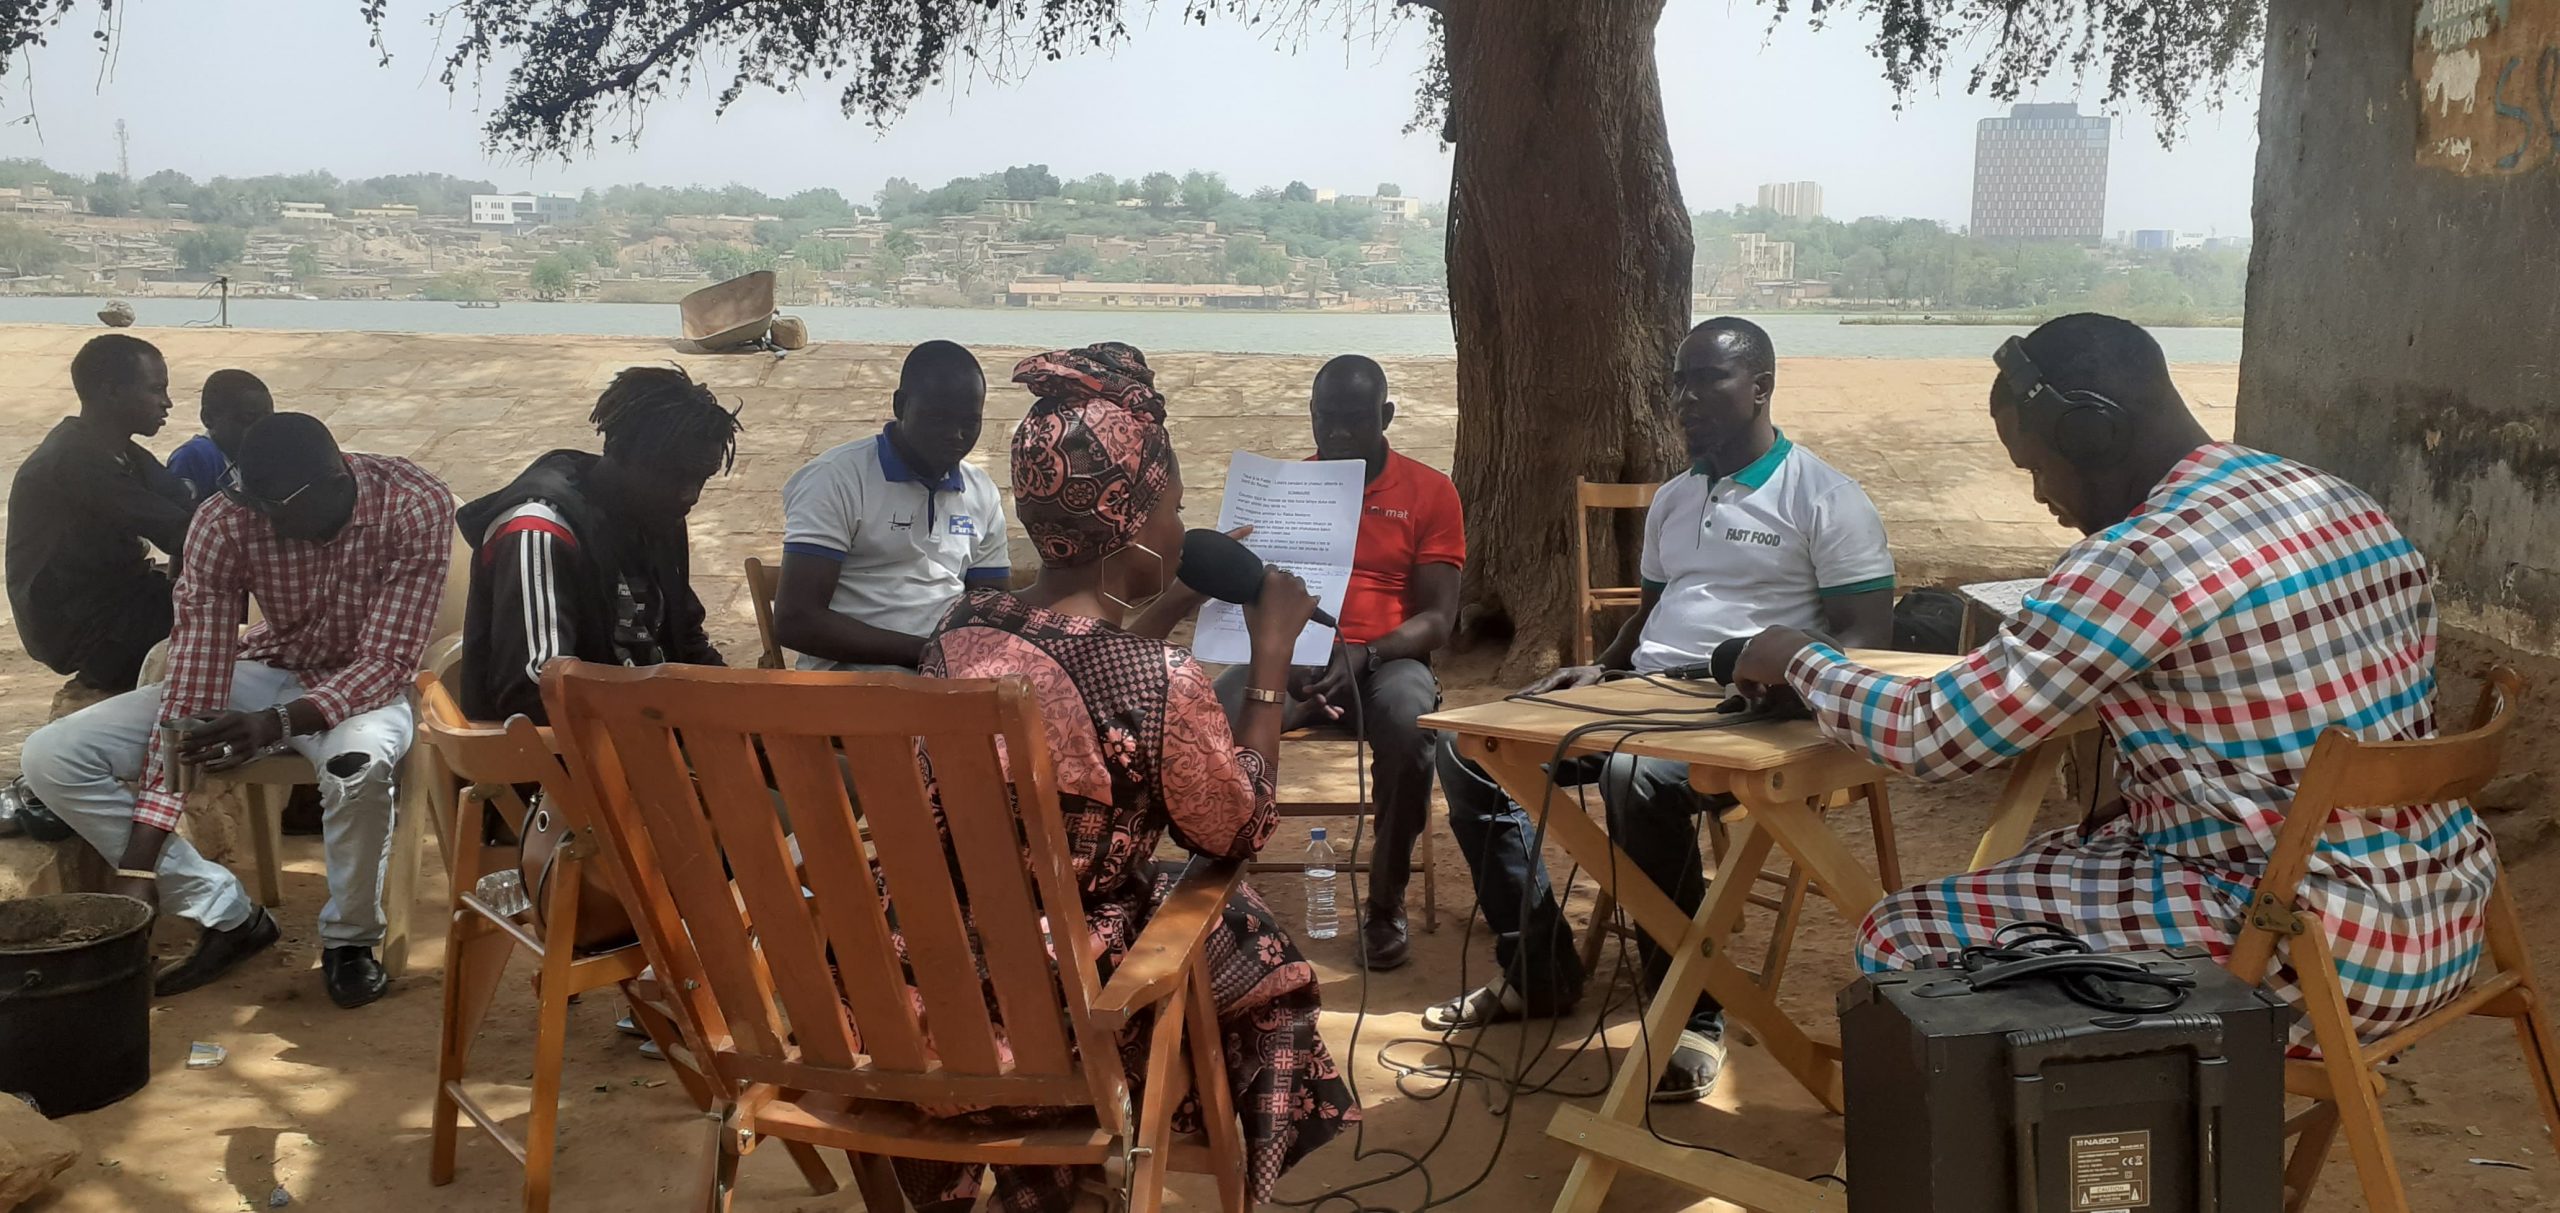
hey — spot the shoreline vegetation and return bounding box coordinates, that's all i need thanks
[1840,310,2244,328]
[0,287,2249,328]
[0,157,2246,324]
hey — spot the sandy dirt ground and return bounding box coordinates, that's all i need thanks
[20,654,2560,1213]
[3,328,2555,1211]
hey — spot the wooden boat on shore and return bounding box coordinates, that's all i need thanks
[679,271,776,351]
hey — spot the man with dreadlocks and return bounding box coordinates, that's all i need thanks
[456,365,739,724]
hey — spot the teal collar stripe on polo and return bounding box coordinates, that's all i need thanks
[1690,429,1792,489]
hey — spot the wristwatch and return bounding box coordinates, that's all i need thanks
[1241,686,1288,705]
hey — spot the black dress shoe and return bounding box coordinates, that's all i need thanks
[1359,904,1410,972]
[155,908,281,996]
[322,945,390,1008]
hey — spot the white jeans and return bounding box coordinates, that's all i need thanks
[21,661,413,948]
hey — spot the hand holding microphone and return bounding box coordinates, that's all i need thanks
[1178,528,1338,642]
[1722,628,1818,719]
[1245,568,1318,648]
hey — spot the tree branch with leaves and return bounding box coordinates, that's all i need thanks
[0,0,2268,669]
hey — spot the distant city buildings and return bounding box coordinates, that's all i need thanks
[1696,232,1799,298]
[1756,181,1824,219]
[1729,232,1796,282]
[0,166,1447,310]
[1336,193,1423,226]
[2129,229,2251,253]
[0,185,74,214]
[1005,278,1337,310]
[470,193,579,228]
[1970,102,2111,242]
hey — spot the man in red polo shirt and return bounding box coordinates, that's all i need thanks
[1218,354,1463,969]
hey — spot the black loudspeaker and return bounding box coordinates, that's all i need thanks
[1839,946,2294,1213]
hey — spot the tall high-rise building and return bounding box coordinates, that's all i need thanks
[1969,103,2111,242]
[1756,180,1823,219]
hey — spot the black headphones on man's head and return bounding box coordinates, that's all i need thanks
[1993,335,2129,468]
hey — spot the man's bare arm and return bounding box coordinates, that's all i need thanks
[772,552,926,668]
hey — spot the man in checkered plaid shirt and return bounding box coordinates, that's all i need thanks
[1733,313,2499,1047]
[22,413,452,1009]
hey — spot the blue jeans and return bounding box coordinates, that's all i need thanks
[1435,736,1726,1033]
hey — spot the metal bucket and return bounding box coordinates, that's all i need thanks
[0,893,157,1114]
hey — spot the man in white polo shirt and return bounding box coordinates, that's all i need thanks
[774,341,1011,669]
[1428,317,1896,1102]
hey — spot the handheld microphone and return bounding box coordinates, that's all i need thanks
[1178,528,1339,630]
[1652,636,1748,685]
[1710,635,1748,684]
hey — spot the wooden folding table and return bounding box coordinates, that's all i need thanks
[1420,651,2092,1213]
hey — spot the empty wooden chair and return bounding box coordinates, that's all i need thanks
[1252,723,1440,933]
[2226,667,2560,1212]
[542,662,1249,1212]
[1570,479,1661,666]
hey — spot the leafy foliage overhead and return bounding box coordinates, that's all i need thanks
[370,0,1250,155]
[1786,0,2264,141]
[0,2,2262,157]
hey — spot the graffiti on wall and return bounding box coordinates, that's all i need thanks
[2414,0,2560,174]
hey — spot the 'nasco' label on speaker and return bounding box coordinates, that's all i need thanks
[2068,1130,2151,1212]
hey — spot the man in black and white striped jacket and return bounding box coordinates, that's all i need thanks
[454,366,739,724]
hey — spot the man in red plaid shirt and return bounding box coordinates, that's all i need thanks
[22,413,452,1008]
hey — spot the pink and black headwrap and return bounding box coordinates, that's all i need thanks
[1009,342,1174,568]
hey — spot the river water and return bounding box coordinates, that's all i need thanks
[0,296,2246,363]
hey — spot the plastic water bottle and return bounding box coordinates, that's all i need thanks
[1304,827,1342,940]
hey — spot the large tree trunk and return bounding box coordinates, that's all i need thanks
[1442,0,1691,679]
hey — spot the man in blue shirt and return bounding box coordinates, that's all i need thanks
[166,370,275,507]
[773,341,1012,669]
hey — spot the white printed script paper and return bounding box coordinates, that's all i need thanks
[1192,452,1364,667]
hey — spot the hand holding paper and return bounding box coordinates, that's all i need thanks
[1192,451,1365,667]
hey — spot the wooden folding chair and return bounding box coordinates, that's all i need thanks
[1570,479,1660,666]
[742,556,787,670]
[2226,667,2560,1213]
[416,665,834,1212]
[1251,724,1440,933]
[542,662,1250,1213]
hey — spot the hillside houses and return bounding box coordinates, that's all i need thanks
[0,174,1447,310]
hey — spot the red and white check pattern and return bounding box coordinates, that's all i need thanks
[1785,443,2498,1045]
[137,453,452,830]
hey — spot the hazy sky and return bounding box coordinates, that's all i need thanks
[0,0,2261,234]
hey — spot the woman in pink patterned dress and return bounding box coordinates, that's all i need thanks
[902,342,1355,1213]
